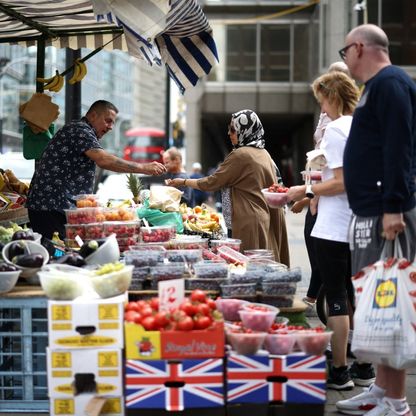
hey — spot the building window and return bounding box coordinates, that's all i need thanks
[260,25,290,81]
[226,25,256,81]
[368,0,416,66]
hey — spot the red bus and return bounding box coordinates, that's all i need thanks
[123,127,165,164]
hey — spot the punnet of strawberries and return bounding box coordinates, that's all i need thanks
[124,289,223,331]
[267,183,289,193]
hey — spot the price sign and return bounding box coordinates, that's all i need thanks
[158,279,184,312]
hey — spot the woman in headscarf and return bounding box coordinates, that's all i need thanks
[166,109,289,266]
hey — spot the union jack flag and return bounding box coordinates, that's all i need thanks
[125,358,224,411]
[226,353,326,404]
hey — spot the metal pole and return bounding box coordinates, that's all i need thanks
[164,69,170,150]
[65,48,81,123]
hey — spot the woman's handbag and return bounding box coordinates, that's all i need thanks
[351,240,416,369]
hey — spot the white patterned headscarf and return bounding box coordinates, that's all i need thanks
[231,109,265,149]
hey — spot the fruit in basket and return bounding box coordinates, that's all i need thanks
[55,253,86,267]
[12,230,35,241]
[78,240,99,258]
[0,262,18,271]
[7,241,27,259]
[267,184,289,193]
[13,253,44,268]
[95,262,124,275]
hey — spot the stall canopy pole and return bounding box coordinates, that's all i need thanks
[164,68,170,150]
[65,48,81,123]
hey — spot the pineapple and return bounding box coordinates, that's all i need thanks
[126,173,143,204]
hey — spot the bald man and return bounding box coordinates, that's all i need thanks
[337,24,416,416]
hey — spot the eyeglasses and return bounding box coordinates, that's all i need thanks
[338,42,357,60]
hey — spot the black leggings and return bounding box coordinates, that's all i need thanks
[313,237,353,317]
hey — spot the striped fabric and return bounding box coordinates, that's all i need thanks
[0,0,218,93]
[0,0,126,51]
[92,0,218,94]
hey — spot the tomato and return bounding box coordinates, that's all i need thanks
[196,303,211,316]
[136,300,148,309]
[190,289,207,303]
[194,315,212,330]
[206,298,217,310]
[154,311,170,328]
[149,297,159,311]
[140,306,153,318]
[133,313,143,325]
[141,316,157,331]
[177,316,194,331]
[179,301,198,316]
[125,302,141,312]
[124,310,140,323]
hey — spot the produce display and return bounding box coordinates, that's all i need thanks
[140,226,175,243]
[186,277,226,291]
[226,328,267,355]
[264,332,297,355]
[0,223,26,244]
[103,221,138,238]
[294,328,333,355]
[74,194,100,208]
[90,262,133,298]
[38,267,86,300]
[215,298,248,321]
[124,289,222,331]
[193,261,228,279]
[220,282,257,297]
[238,303,279,332]
[180,204,221,235]
[261,281,297,295]
[217,246,249,266]
[210,238,241,253]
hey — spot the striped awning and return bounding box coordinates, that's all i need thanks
[0,1,128,51]
[0,0,219,93]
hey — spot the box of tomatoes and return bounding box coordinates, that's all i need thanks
[124,290,225,360]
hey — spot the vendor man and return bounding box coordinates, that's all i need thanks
[26,100,166,240]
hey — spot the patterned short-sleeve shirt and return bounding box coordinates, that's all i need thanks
[26,118,103,211]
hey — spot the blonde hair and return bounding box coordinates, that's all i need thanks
[312,71,360,117]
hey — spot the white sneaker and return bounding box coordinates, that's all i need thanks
[336,385,380,415]
[364,398,413,416]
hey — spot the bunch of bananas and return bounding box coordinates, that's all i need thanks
[68,59,88,85]
[36,70,64,93]
[181,204,221,235]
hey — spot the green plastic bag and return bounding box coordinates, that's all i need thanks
[23,123,55,160]
[137,198,184,233]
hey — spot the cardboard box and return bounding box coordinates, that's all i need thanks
[125,357,225,411]
[47,348,123,398]
[50,394,124,416]
[125,322,225,360]
[226,352,326,404]
[48,295,125,349]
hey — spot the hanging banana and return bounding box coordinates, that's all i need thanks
[68,59,87,84]
[37,70,64,93]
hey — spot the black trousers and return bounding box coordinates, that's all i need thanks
[28,209,66,241]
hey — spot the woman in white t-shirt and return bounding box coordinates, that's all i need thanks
[287,71,360,391]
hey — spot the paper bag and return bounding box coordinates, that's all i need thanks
[149,185,182,212]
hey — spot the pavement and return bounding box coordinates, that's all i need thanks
[285,209,416,415]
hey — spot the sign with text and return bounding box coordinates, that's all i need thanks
[158,279,184,312]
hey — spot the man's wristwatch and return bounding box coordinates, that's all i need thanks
[305,184,314,199]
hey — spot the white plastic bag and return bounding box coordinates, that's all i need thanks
[351,242,416,369]
[149,185,182,212]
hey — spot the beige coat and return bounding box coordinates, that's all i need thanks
[197,147,290,266]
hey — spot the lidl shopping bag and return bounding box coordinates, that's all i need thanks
[351,251,416,369]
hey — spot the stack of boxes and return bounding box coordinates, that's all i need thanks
[46,295,126,416]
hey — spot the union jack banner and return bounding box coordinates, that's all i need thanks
[226,353,326,404]
[125,358,224,410]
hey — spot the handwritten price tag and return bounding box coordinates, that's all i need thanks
[158,279,185,312]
